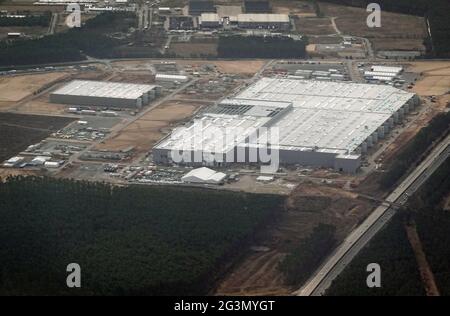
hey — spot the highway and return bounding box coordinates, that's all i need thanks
[295,133,450,296]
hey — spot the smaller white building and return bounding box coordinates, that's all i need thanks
[181,167,226,184]
[155,74,189,83]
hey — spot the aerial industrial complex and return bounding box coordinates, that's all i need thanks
[50,80,161,109]
[153,78,419,173]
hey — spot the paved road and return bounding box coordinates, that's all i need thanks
[295,133,450,296]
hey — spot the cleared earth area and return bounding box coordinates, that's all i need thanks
[319,2,427,51]
[95,100,207,156]
[0,72,69,109]
[215,184,375,296]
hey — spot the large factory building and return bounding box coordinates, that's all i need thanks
[236,14,290,30]
[153,78,419,173]
[50,80,161,109]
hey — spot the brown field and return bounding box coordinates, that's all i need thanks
[169,42,218,58]
[0,72,69,104]
[95,100,207,154]
[12,96,68,115]
[215,184,374,296]
[294,17,336,35]
[409,62,450,96]
[371,38,425,52]
[319,3,426,51]
[273,0,316,17]
[0,112,73,162]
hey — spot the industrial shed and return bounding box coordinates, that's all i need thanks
[153,78,419,173]
[50,80,160,109]
[237,14,290,30]
[199,13,221,28]
[181,167,226,184]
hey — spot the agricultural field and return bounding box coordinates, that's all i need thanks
[0,112,73,163]
[318,2,427,51]
[0,72,69,110]
[409,61,450,96]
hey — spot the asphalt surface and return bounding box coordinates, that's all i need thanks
[295,133,450,296]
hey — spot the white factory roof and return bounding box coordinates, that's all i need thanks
[52,80,157,100]
[156,113,270,154]
[364,71,398,77]
[237,14,290,23]
[219,98,292,109]
[236,78,414,154]
[155,73,189,81]
[181,167,226,184]
[200,13,221,23]
[371,65,403,74]
[236,78,413,114]
[156,78,415,157]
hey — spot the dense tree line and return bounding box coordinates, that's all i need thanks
[0,12,135,66]
[279,224,336,286]
[0,12,51,27]
[326,156,450,296]
[413,158,450,295]
[218,35,307,59]
[0,177,284,295]
[379,112,450,189]
[325,214,425,296]
[317,0,450,57]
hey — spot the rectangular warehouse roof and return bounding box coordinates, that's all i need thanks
[52,80,157,100]
[200,13,220,23]
[237,14,289,23]
[236,77,413,114]
[235,78,414,154]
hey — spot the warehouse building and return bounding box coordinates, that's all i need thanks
[50,80,160,109]
[181,167,226,184]
[237,14,290,30]
[153,78,419,173]
[199,13,221,28]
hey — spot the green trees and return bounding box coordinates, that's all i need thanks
[0,177,283,295]
[0,12,136,66]
[325,215,425,296]
[218,35,307,59]
[279,224,336,286]
[379,112,450,189]
[326,157,450,296]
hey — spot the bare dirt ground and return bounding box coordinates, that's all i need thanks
[169,42,218,58]
[319,3,426,51]
[294,17,336,36]
[0,72,68,104]
[273,1,316,17]
[405,223,440,296]
[95,100,207,155]
[409,62,450,96]
[176,59,267,75]
[215,183,374,296]
[0,168,38,181]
